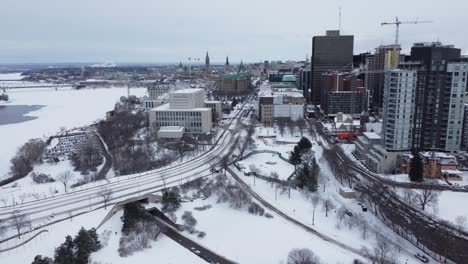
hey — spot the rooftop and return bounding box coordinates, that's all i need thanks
[363,132,381,140]
[150,103,211,112]
[172,88,203,94]
[159,126,184,132]
[219,72,251,80]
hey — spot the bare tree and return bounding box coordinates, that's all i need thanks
[19,138,46,164]
[10,211,30,238]
[402,189,416,207]
[287,248,321,264]
[32,193,41,201]
[415,185,440,211]
[249,164,260,176]
[0,196,8,207]
[19,193,27,204]
[311,194,320,225]
[161,172,167,190]
[297,119,307,136]
[10,155,32,178]
[0,223,6,238]
[220,156,230,176]
[175,140,187,162]
[57,170,73,193]
[277,119,286,137]
[361,235,397,264]
[322,198,335,218]
[357,214,369,240]
[455,215,467,231]
[98,188,113,210]
[270,172,279,187]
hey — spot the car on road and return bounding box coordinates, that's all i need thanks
[414,253,429,263]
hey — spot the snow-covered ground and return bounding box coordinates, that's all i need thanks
[0,208,109,263]
[92,210,206,264]
[237,152,294,180]
[0,72,147,179]
[438,191,468,224]
[167,195,365,264]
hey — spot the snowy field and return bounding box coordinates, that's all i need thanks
[92,211,206,264]
[0,73,147,179]
[166,195,365,264]
[0,208,109,263]
[237,152,295,180]
[437,191,468,224]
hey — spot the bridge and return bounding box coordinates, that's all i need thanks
[0,81,72,91]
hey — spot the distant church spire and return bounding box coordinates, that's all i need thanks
[238,60,245,72]
[225,56,230,66]
[205,51,210,69]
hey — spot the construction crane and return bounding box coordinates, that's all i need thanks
[381,17,432,66]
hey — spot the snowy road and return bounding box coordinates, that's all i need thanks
[0,94,254,241]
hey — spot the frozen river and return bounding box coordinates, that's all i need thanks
[0,72,147,179]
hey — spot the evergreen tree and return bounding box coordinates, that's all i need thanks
[307,158,319,192]
[296,163,311,189]
[87,228,101,252]
[296,161,319,192]
[409,151,423,182]
[297,137,312,153]
[54,235,75,264]
[31,255,53,264]
[162,191,180,212]
[289,145,302,167]
[231,98,238,108]
[74,227,92,264]
[121,202,143,235]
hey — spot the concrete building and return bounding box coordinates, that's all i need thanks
[366,44,401,108]
[298,66,311,103]
[205,100,222,122]
[461,104,468,151]
[354,132,399,174]
[157,126,184,139]
[382,69,417,152]
[149,89,213,136]
[311,30,354,105]
[169,88,205,109]
[258,86,304,124]
[410,42,467,152]
[217,72,251,95]
[320,72,367,116]
[148,84,174,99]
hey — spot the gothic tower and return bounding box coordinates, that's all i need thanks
[224,56,230,72]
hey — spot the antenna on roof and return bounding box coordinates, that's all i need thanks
[338,6,342,33]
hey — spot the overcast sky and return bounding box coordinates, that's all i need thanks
[1,0,467,64]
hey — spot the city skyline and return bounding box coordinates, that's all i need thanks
[1,0,467,63]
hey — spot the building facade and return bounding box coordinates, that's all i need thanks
[320,72,367,116]
[382,69,417,152]
[148,84,174,100]
[353,132,399,174]
[366,45,401,108]
[311,30,354,105]
[399,152,460,179]
[410,42,467,152]
[216,73,251,95]
[149,89,213,135]
[258,87,304,124]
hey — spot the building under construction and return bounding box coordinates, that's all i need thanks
[320,71,368,116]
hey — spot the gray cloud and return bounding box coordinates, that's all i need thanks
[1,0,467,63]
